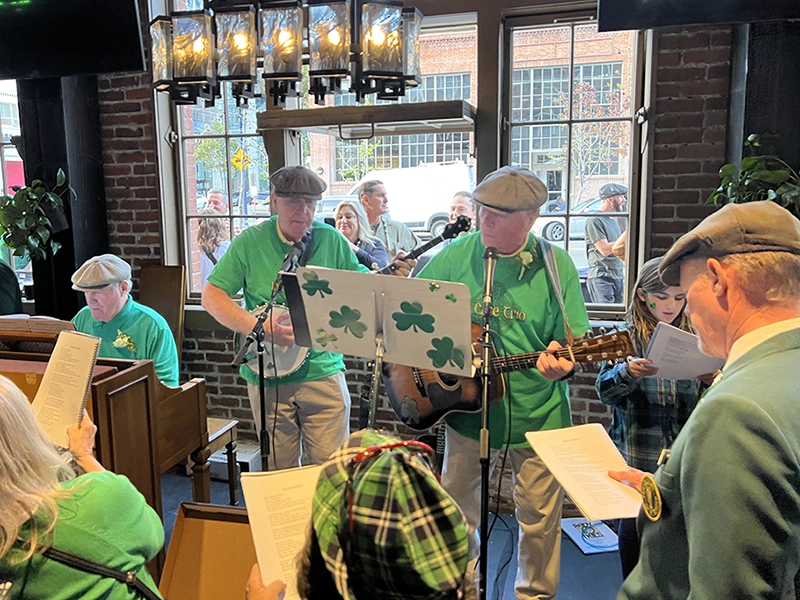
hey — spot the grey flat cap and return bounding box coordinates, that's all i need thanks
[271,166,327,200]
[72,254,132,291]
[472,166,548,213]
[659,201,800,286]
[599,183,628,199]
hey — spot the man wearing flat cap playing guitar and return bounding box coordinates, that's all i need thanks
[412,166,592,600]
[202,166,414,471]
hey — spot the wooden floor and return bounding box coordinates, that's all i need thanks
[160,470,623,599]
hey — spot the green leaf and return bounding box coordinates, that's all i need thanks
[741,156,759,171]
[27,235,39,250]
[51,241,61,255]
[56,168,66,187]
[391,301,436,333]
[749,169,791,185]
[718,163,738,178]
[328,305,368,339]
[46,192,63,207]
[36,226,50,243]
[426,337,464,369]
[301,271,333,298]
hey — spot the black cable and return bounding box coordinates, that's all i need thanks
[268,304,280,471]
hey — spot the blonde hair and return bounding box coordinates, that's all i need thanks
[197,207,230,254]
[719,252,800,307]
[627,257,694,351]
[334,199,380,246]
[0,376,74,562]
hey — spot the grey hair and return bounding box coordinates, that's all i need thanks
[334,199,380,246]
[0,375,75,562]
[720,252,800,306]
[358,180,384,198]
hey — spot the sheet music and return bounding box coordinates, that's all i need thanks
[241,465,322,600]
[644,322,724,380]
[0,315,75,334]
[31,331,100,447]
[525,424,642,521]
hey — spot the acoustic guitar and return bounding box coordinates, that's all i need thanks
[384,325,634,431]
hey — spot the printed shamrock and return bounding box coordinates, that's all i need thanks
[400,396,421,424]
[427,336,465,369]
[445,294,457,303]
[315,329,338,348]
[301,271,333,298]
[429,282,440,292]
[518,250,534,281]
[328,305,368,339]
[112,330,136,353]
[392,301,435,333]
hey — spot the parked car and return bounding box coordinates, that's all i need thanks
[532,195,606,242]
[249,192,271,215]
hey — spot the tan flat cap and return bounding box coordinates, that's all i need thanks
[472,166,548,213]
[72,254,131,291]
[659,201,800,286]
[271,166,327,200]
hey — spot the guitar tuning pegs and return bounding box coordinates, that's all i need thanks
[599,326,607,336]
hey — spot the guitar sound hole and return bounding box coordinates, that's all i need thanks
[440,373,460,386]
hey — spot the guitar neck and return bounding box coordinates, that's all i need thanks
[489,333,632,374]
[376,233,446,274]
[490,350,550,374]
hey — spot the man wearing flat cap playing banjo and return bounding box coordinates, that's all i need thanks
[202,166,413,470]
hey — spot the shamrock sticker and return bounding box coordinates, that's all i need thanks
[301,271,333,298]
[427,336,465,369]
[445,294,457,303]
[429,282,440,292]
[315,329,338,348]
[329,305,368,339]
[392,301,435,333]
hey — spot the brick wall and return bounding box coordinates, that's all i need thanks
[94,24,732,443]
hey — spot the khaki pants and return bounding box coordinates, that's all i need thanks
[441,424,564,600]
[247,371,350,471]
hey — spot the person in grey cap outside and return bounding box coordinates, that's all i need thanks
[71,254,180,387]
[415,166,590,599]
[202,166,413,471]
[585,183,627,303]
[609,201,800,599]
[359,180,421,258]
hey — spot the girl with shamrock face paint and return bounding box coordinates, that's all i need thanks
[595,256,713,579]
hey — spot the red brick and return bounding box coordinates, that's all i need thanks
[659,33,710,51]
[683,48,730,65]
[656,113,704,129]
[656,66,708,83]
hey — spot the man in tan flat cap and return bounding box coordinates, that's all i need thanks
[612,201,800,600]
[412,166,590,599]
[202,166,413,471]
[72,254,180,387]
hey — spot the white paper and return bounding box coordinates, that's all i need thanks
[644,322,724,380]
[525,423,642,521]
[0,315,74,334]
[241,465,322,600]
[31,330,100,448]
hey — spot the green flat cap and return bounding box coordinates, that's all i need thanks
[72,254,131,291]
[313,429,471,600]
[472,166,548,213]
[271,166,327,200]
[659,201,800,286]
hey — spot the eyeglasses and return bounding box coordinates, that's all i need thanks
[281,197,319,210]
[346,440,435,534]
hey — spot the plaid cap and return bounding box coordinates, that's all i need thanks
[313,430,471,600]
[271,166,327,200]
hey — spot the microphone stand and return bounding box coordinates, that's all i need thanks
[232,244,304,472]
[478,246,497,600]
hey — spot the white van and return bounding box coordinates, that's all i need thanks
[347,162,474,237]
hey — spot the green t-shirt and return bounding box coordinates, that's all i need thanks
[417,231,590,448]
[0,471,164,599]
[207,217,368,386]
[72,297,180,387]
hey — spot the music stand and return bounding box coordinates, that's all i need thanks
[282,266,473,428]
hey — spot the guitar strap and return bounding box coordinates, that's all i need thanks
[537,237,575,347]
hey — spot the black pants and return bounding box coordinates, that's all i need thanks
[618,517,640,579]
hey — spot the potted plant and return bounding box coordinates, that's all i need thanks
[0,168,71,261]
[708,134,800,219]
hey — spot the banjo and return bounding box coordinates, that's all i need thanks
[235,215,472,378]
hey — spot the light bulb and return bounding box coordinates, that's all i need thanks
[192,38,205,54]
[369,26,385,46]
[327,29,341,46]
[233,33,249,50]
[278,30,293,47]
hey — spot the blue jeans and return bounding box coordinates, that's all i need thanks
[588,275,623,303]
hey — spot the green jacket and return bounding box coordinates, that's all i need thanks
[619,327,800,599]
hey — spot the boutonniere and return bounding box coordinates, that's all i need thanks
[518,250,534,281]
[113,329,137,353]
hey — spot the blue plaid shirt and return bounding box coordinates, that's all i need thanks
[595,337,706,472]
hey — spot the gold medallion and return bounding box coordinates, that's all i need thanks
[641,473,662,522]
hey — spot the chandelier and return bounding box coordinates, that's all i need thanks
[150,0,423,107]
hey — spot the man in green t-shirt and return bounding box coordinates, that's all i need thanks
[416,166,590,600]
[202,167,412,471]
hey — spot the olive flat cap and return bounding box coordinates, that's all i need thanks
[271,166,327,200]
[72,254,131,291]
[599,183,628,199]
[659,201,800,286]
[472,166,548,213]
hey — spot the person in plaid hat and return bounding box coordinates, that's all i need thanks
[247,429,476,600]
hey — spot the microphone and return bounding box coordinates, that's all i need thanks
[281,239,306,273]
[482,246,498,321]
